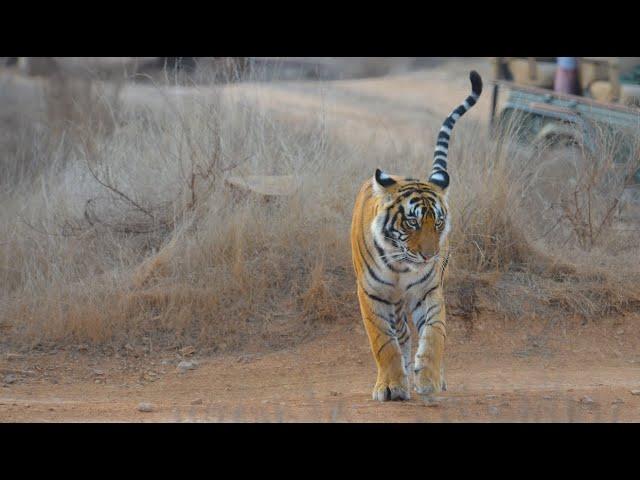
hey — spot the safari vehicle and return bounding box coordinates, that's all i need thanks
[489,57,640,185]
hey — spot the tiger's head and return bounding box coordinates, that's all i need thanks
[371,168,450,266]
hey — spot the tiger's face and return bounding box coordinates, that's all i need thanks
[372,169,449,265]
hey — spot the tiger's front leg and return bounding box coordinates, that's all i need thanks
[357,285,410,402]
[413,295,447,396]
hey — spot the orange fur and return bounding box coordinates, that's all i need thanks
[351,173,449,401]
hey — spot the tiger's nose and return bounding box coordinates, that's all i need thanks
[421,250,437,261]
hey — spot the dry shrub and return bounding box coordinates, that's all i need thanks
[546,127,640,251]
[434,115,640,323]
[1,65,639,353]
[0,78,356,351]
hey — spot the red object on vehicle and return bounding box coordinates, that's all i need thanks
[554,57,580,95]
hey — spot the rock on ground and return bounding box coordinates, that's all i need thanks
[177,361,197,373]
[137,402,154,412]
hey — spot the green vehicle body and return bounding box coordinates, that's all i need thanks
[491,80,640,184]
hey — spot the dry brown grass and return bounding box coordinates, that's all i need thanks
[1,63,639,354]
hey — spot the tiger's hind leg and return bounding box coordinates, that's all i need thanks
[357,286,410,402]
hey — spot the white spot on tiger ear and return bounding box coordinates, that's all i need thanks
[372,175,385,197]
[430,172,445,183]
[429,171,450,191]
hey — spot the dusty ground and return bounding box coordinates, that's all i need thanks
[2,313,640,422]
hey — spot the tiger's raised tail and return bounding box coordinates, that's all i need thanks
[429,70,483,189]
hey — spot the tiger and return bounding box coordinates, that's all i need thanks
[350,70,482,401]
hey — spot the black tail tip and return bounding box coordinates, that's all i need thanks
[469,70,483,96]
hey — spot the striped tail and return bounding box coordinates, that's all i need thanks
[428,70,483,189]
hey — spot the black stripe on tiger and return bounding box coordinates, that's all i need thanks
[428,70,483,189]
[363,288,397,306]
[406,264,435,291]
[362,254,394,287]
[411,284,440,313]
[416,304,441,334]
[434,159,447,171]
[440,251,450,286]
[365,314,394,338]
[377,338,395,356]
[373,238,409,274]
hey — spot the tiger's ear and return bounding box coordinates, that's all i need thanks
[372,168,397,197]
[428,170,450,191]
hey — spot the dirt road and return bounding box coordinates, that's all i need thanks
[2,314,639,422]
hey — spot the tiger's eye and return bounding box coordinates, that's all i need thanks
[407,219,419,229]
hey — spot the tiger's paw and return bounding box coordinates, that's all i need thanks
[414,370,446,396]
[372,382,410,402]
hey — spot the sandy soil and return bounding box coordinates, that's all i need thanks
[2,313,639,422]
